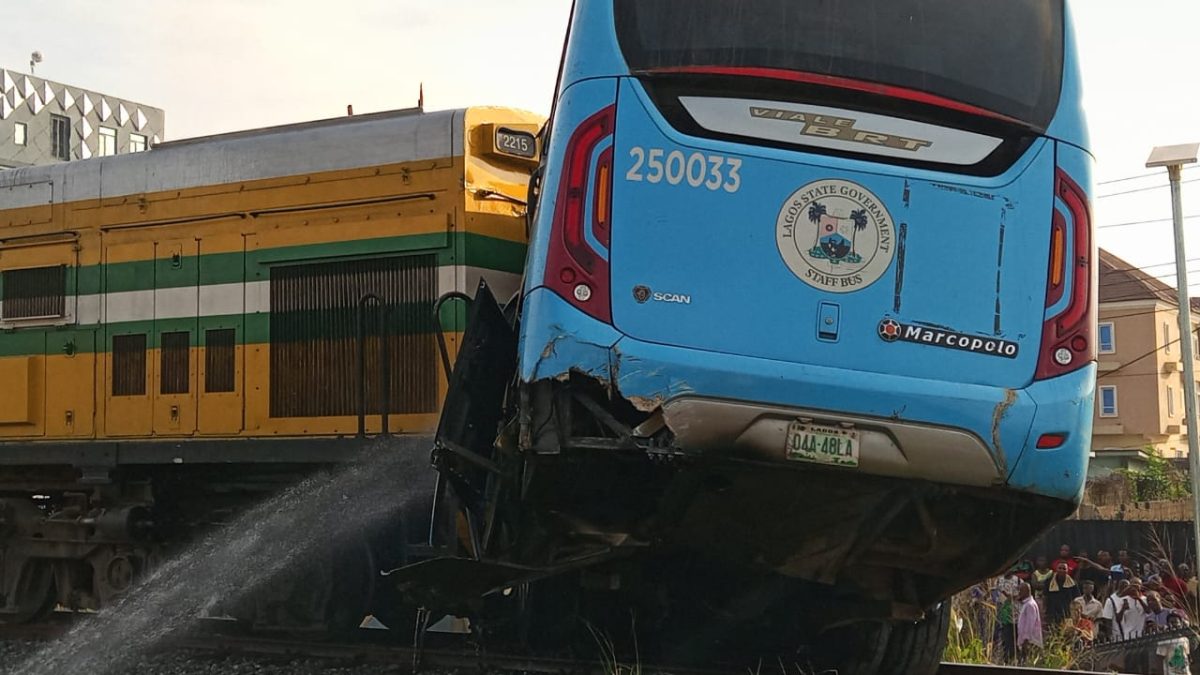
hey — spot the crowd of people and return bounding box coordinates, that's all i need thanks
[971,544,1196,663]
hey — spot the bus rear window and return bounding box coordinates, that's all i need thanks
[614,0,1065,129]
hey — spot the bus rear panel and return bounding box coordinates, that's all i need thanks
[517,0,1093,653]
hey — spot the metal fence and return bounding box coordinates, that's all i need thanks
[1026,519,1196,564]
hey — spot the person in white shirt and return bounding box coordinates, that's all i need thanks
[1101,578,1148,640]
[1072,580,1103,620]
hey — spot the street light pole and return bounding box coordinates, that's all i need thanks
[1148,143,1200,563]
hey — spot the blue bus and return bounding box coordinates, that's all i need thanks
[436,1,1093,671]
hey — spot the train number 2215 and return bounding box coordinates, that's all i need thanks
[625,147,742,193]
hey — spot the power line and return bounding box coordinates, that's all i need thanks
[1098,215,1200,230]
[1126,257,1200,271]
[1097,177,1200,200]
[1100,327,1200,380]
[1098,266,1200,287]
[1097,165,1200,187]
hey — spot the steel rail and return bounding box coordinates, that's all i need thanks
[0,623,1133,675]
[938,664,1130,675]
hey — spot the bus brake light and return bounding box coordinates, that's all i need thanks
[544,105,616,323]
[1034,170,1094,381]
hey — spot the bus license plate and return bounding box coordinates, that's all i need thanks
[784,422,859,468]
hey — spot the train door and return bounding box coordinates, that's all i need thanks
[45,330,96,437]
[151,238,199,436]
[104,241,155,437]
[197,237,245,436]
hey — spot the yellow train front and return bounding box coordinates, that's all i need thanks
[0,106,541,623]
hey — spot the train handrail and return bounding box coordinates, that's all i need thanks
[432,291,473,380]
[356,294,391,438]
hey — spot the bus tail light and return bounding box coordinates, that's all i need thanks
[1035,170,1095,381]
[544,105,616,323]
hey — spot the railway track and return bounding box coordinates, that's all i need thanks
[0,622,1130,675]
[168,636,1141,675]
[169,634,1136,675]
[938,666,1123,675]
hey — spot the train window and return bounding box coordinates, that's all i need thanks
[160,332,191,395]
[205,329,236,393]
[1,265,66,321]
[112,334,148,396]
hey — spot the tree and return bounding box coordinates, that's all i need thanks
[1117,447,1192,502]
[849,209,869,255]
[808,202,828,249]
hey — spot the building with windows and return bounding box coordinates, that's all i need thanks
[0,68,163,169]
[1090,249,1200,475]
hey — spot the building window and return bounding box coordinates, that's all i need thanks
[1168,386,1176,417]
[13,122,26,146]
[99,127,117,156]
[50,114,70,161]
[1098,322,1115,354]
[129,133,147,153]
[1099,385,1118,417]
[1,266,67,321]
[1165,321,1172,355]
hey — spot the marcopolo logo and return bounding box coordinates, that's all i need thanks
[776,179,895,293]
[878,319,1019,359]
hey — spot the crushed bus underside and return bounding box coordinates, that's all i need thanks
[403,281,1075,645]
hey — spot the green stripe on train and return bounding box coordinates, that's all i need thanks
[0,301,473,358]
[0,232,526,295]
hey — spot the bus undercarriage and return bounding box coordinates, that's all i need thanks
[392,282,1074,667]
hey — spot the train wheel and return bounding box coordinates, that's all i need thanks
[875,603,949,675]
[0,560,56,624]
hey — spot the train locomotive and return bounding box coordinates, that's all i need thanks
[0,105,541,627]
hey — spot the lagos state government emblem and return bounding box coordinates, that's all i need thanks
[776,179,895,293]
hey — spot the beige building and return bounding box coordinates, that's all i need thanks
[1091,249,1200,474]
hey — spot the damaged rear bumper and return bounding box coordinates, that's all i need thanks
[518,288,1093,503]
[661,398,1004,488]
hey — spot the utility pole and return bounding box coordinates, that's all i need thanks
[1148,143,1200,563]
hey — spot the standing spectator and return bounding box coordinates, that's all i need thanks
[1045,562,1081,625]
[1157,637,1192,675]
[1145,560,1162,580]
[1009,558,1034,583]
[1071,580,1103,643]
[1146,591,1175,632]
[1147,574,1166,596]
[1017,581,1043,659]
[1114,549,1138,580]
[1032,555,1053,593]
[1163,563,1190,604]
[996,572,1019,662]
[1072,580,1103,621]
[1077,550,1113,599]
[1099,579,1130,641]
[1186,563,1199,599]
[1053,544,1080,578]
[1103,578,1149,640]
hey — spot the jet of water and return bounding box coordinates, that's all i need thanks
[11,437,434,675]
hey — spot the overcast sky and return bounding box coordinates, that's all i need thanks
[4,1,1198,283]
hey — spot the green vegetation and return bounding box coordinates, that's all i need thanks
[1118,447,1192,502]
[944,589,1084,669]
